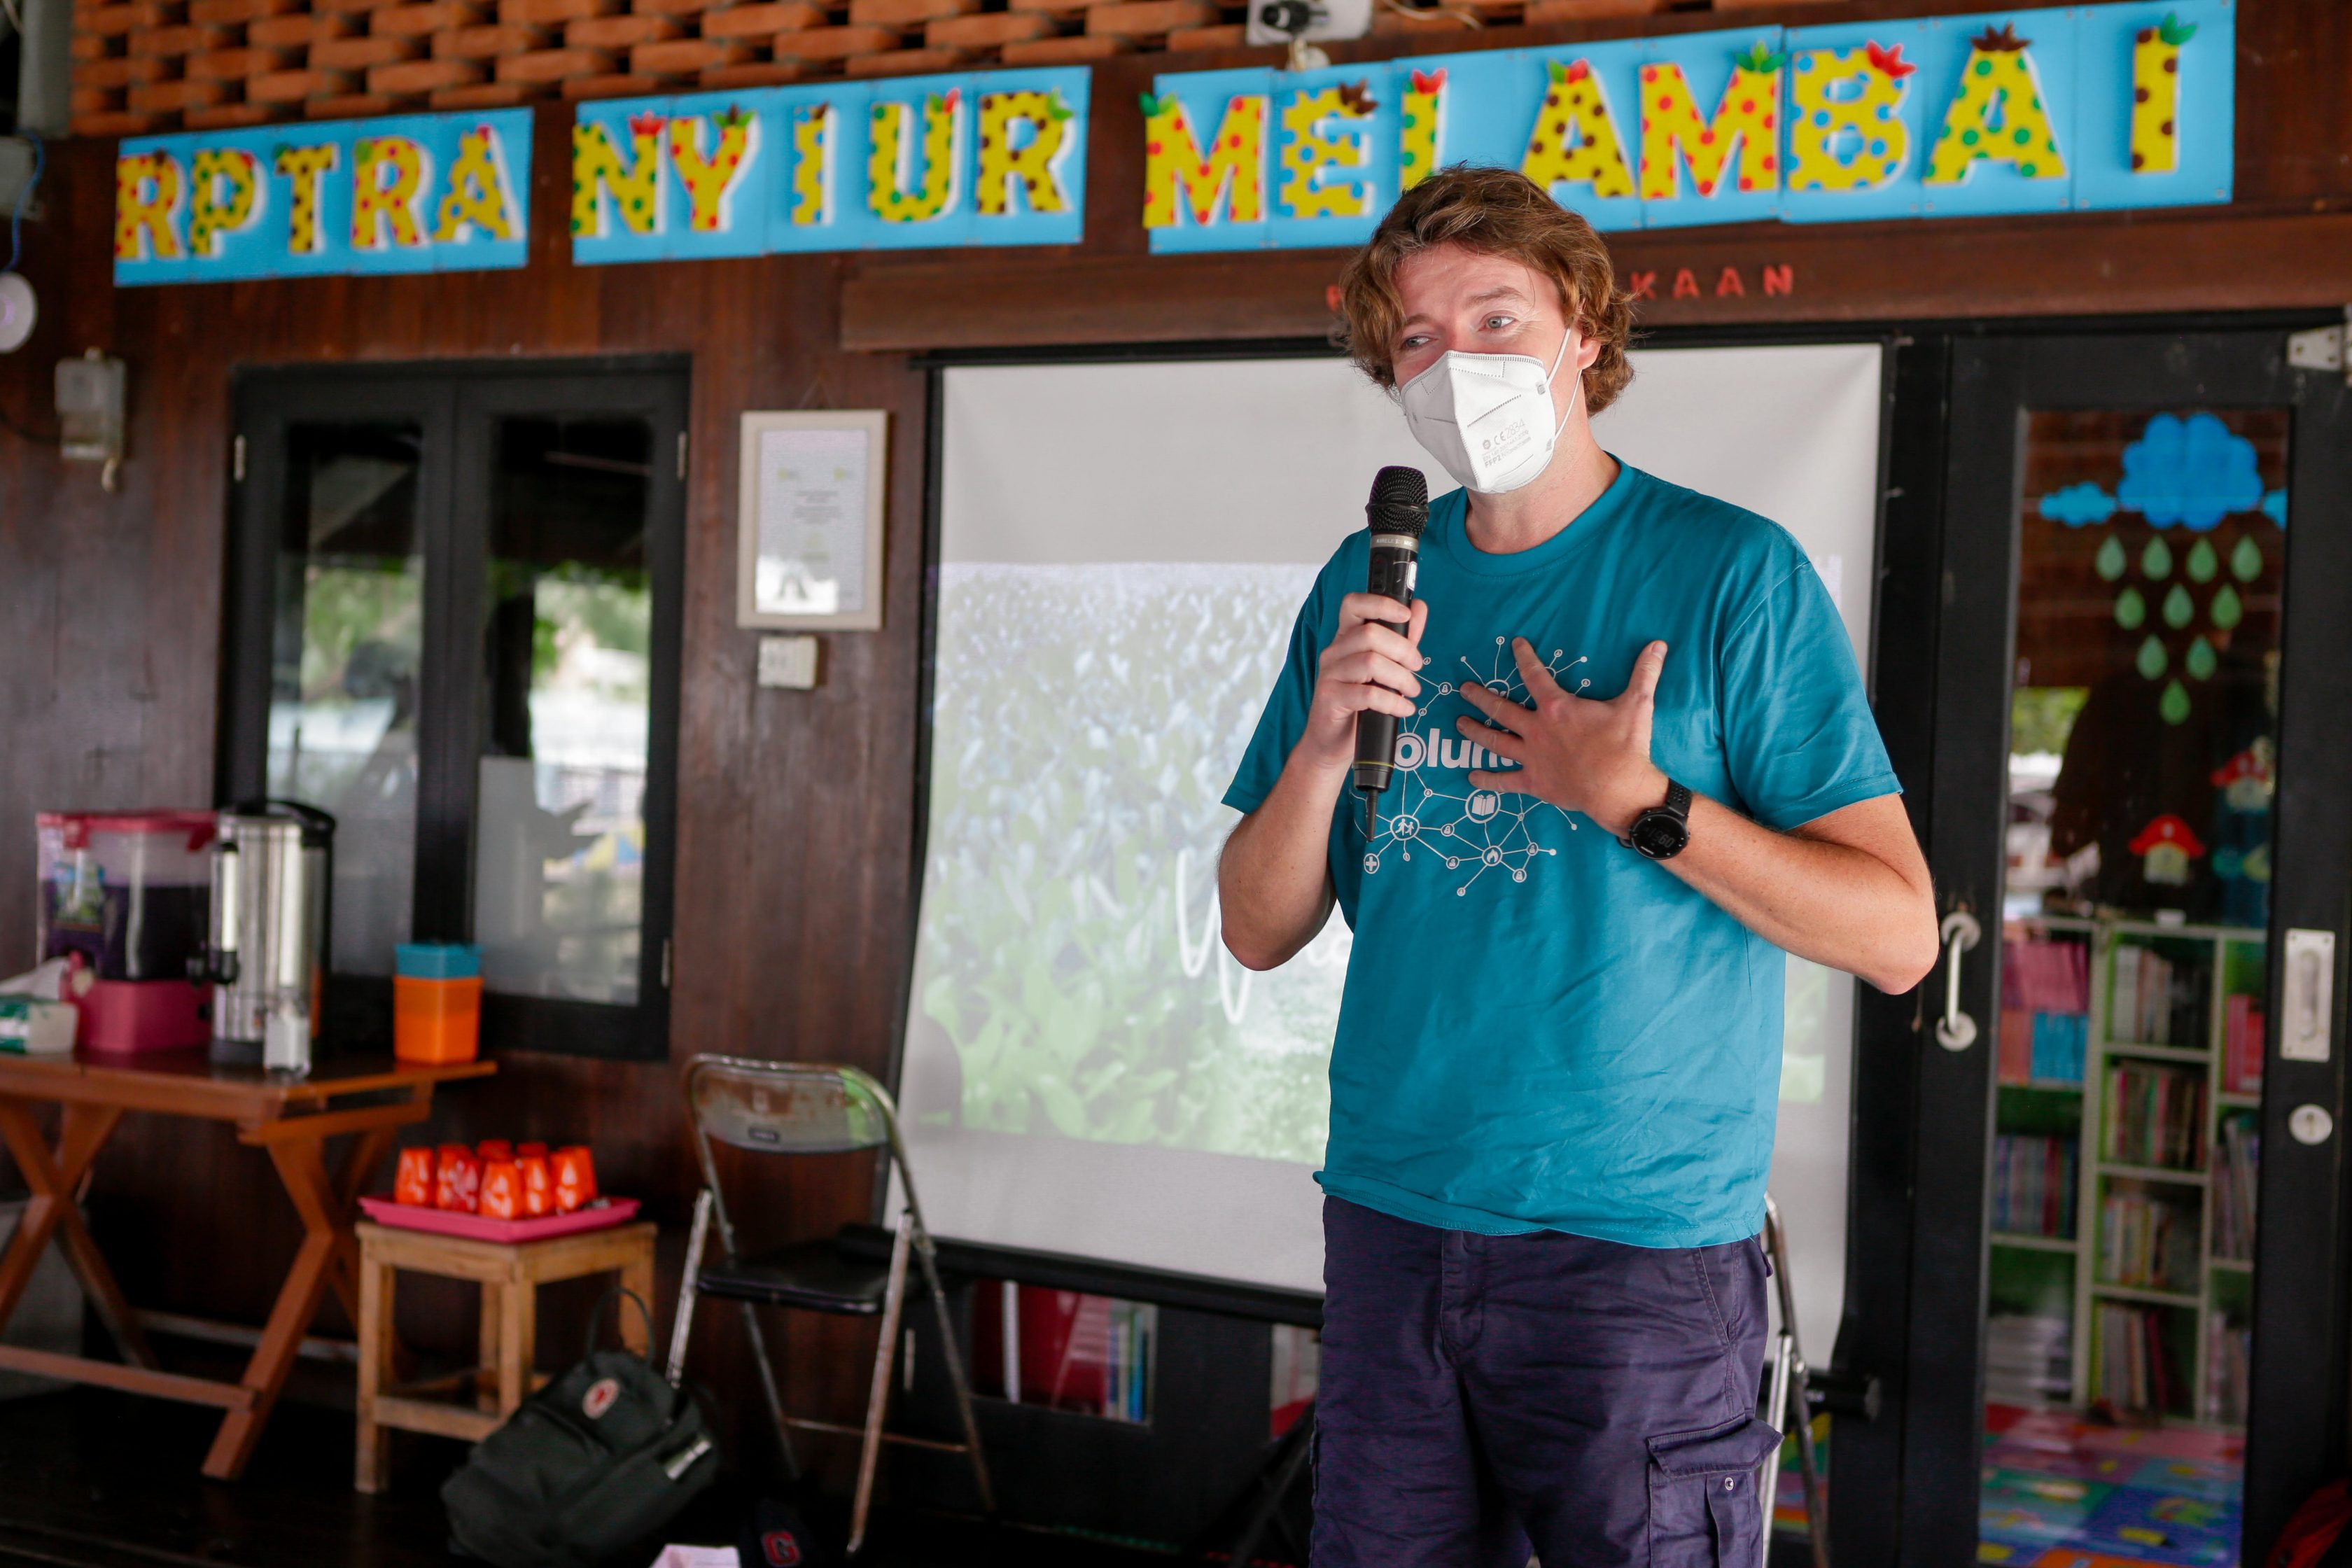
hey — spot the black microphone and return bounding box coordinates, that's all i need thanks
[1351,465,1429,836]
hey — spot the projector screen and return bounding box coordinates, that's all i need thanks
[899,344,1884,1357]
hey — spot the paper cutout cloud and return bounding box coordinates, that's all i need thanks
[2039,481,2116,527]
[2262,489,2288,527]
[2118,412,2263,531]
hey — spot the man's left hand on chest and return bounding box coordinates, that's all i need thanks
[1459,636,1670,840]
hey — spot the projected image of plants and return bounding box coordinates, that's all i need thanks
[915,563,1345,1163]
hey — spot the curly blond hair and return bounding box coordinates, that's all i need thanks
[1335,165,1635,414]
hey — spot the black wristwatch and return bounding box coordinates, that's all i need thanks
[1620,778,1693,861]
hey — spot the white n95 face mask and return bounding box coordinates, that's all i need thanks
[1398,330,1577,496]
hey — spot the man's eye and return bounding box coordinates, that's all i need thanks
[1484,314,1516,330]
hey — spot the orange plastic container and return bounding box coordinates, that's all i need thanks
[393,975,482,1064]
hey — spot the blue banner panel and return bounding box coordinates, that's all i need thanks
[115,108,532,286]
[1143,0,2231,251]
[570,65,1088,265]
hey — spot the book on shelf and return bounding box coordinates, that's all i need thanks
[2097,1189,2201,1292]
[1986,1312,2072,1404]
[2004,934,2091,1014]
[2223,994,2266,1095]
[2094,1301,2182,1417]
[2211,1116,2260,1263]
[981,1287,1158,1423]
[1269,1324,1318,1438]
[1991,1133,2078,1238]
[2103,1060,2207,1170]
[2109,945,2209,1046]
[1999,1011,2089,1086]
[2000,936,2091,1086]
[2204,1314,2253,1426]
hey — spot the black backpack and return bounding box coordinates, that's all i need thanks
[444,1292,721,1568]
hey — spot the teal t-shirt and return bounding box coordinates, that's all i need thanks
[1223,461,1900,1248]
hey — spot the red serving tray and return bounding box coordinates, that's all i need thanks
[358,1194,641,1243]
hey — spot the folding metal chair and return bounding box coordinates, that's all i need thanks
[666,1055,991,1555]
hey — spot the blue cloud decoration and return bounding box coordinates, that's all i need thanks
[2037,412,2277,532]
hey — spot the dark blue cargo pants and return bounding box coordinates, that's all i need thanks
[1312,1197,1779,1568]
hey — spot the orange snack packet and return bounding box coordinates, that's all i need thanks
[435,1144,482,1212]
[550,1147,596,1214]
[517,1141,548,1161]
[517,1155,552,1218]
[393,1147,434,1207]
[477,1139,514,1165]
[479,1160,522,1221]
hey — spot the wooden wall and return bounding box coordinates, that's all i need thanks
[0,0,2348,1491]
[0,109,924,1460]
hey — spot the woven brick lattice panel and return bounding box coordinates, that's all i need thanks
[70,0,1818,133]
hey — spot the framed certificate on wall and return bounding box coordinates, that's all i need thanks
[736,409,888,631]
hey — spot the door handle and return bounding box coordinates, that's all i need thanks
[1935,911,1984,1051]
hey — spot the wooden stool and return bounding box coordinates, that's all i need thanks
[354,1219,658,1493]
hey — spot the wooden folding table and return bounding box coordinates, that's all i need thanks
[0,1049,494,1479]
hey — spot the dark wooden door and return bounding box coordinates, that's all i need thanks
[1840,329,2352,1568]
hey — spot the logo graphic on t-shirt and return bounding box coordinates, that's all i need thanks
[1362,636,1586,894]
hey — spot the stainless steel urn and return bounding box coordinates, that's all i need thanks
[201,802,334,1068]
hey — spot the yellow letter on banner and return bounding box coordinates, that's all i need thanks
[434,122,519,242]
[976,90,1072,216]
[274,144,338,255]
[1786,42,1913,192]
[1639,44,1782,200]
[1277,82,1376,220]
[188,148,262,258]
[351,135,433,251]
[789,104,833,226]
[115,150,184,261]
[869,89,960,223]
[572,113,666,237]
[1142,91,1266,228]
[2129,14,2195,174]
[668,108,760,232]
[1520,59,1634,201]
[1925,23,2066,184]
[1399,69,1447,192]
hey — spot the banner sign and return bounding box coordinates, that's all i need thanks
[570,66,1089,264]
[115,110,532,286]
[1143,1,2232,252]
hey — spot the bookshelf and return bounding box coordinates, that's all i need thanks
[1989,916,2264,1428]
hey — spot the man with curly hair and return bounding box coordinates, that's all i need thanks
[1217,167,1939,1567]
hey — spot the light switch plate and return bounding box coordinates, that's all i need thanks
[2282,927,2336,1063]
[757,634,819,690]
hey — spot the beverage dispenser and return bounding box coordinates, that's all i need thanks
[198,803,335,1070]
[34,811,216,1053]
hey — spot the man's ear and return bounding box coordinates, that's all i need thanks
[1572,326,1604,373]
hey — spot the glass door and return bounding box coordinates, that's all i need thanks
[1872,332,2352,1568]
[224,363,686,1058]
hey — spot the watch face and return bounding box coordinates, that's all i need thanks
[1632,813,1688,860]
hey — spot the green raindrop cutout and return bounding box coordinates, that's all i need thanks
[2211,582,2244,630]
[2096,536,2128,582]
[2232,535,2262,582]
[2187,538,2218,583]
[2136,634,2169,680]
[2115,587,2146,629]
[2160,679,2192,725]
[2142,537,2174,580]
[2162,583,2195,629]
[2186,635,2218,680]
